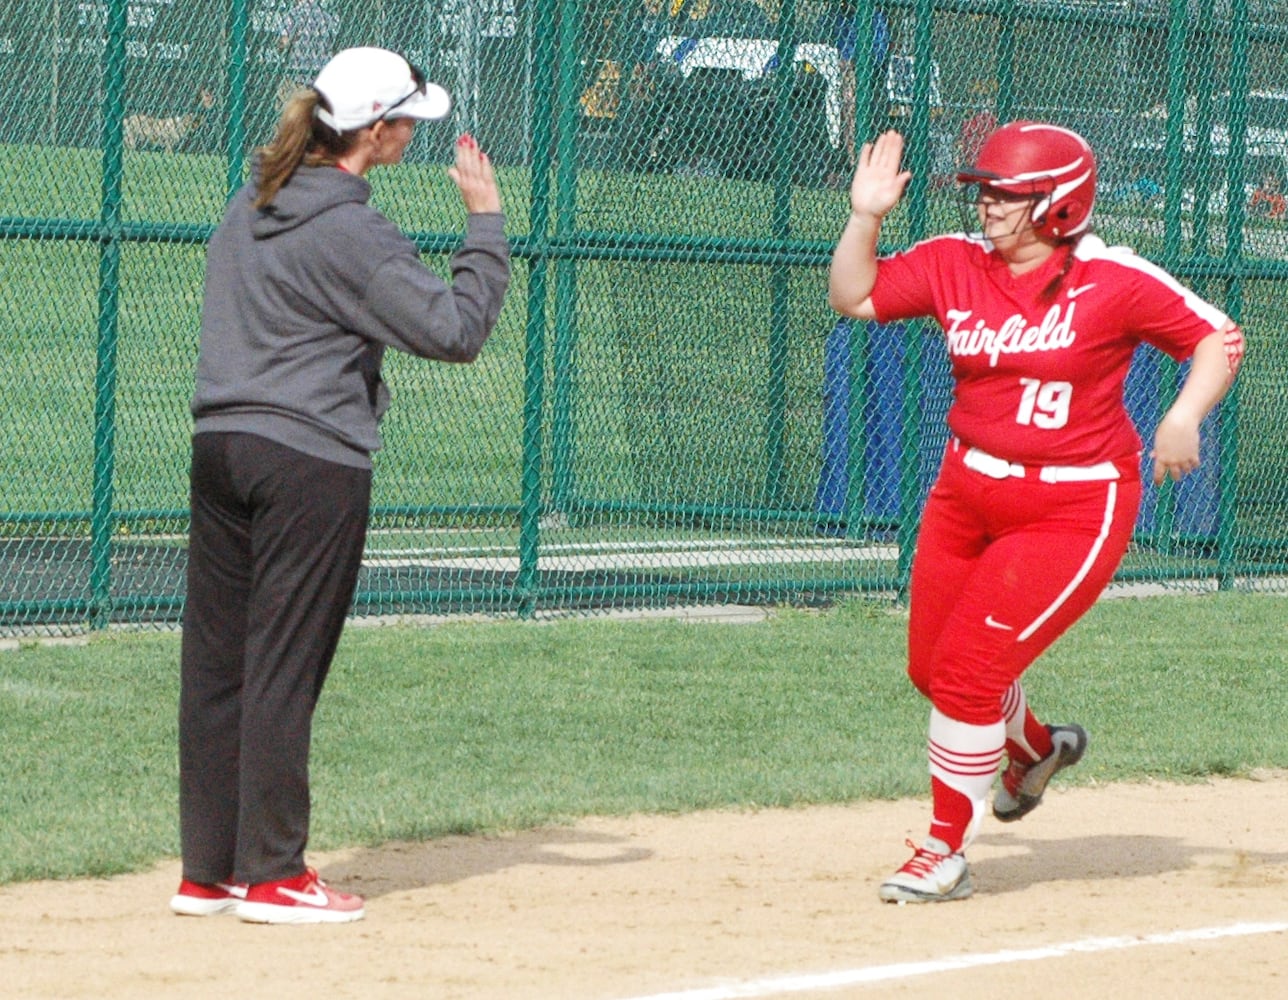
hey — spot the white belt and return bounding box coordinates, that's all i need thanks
[957,442,1120,484]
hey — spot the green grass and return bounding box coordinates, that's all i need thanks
[1,593,1284,886]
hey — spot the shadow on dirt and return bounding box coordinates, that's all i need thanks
[317,826,655,900]
[970,831,1288,895]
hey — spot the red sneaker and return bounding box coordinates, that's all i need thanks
[169,879,247,916]
[236,867,365,924]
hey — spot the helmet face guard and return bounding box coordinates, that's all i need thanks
[955,176,1048,240]
[955,121,1097,240]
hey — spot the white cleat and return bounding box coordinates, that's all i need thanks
[879,837,973,903]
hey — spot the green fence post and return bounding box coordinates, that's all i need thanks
[1219,0,1250,590]
[843,3,879,544]
[904,0,933,234]
[90,0,130,629]
[1149,0,1193,559]
[894,0,936,601]
[1189,1,1218,254]
[995,13,1016,122]
[518,0,557,617]
[226,0,251,196]
[764,0,800,510]
[1161,0,1188,267]
[854,0,877,143]
[550,0,583,521]
[842,318,869,543]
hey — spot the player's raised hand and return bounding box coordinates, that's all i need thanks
[448,133,502,214]
[849,130,912,221]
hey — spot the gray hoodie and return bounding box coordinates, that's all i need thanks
[192,163,510,468]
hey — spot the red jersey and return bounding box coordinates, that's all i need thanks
[868,234,1227,465]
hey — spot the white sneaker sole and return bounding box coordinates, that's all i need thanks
[879,871,974,903]
[236,900,365,924]
[169,895,241,917]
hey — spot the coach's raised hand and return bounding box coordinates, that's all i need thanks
[449,133,502,215]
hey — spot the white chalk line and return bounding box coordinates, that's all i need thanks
[615,920,1288,1000]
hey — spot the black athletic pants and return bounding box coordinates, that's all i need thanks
[179,431,371,885]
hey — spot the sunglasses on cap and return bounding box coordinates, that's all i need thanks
[378,58,428,122]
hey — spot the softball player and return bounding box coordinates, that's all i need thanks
[829,122,1244,903]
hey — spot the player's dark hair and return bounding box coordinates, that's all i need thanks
[1040,234,1085,301]
[254,88,357,209]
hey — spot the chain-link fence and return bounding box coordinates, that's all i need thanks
[2,0,1286,634]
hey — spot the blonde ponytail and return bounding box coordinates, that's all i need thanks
[255,89,357,209]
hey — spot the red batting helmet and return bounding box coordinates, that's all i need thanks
[956,120,1097,239]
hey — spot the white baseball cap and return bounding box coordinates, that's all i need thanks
[313,47,451,132]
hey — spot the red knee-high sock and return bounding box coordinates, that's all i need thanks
[930,776,976,853]
[1002,681,1054,764]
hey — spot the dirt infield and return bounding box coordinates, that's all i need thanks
[4,773,1286,999]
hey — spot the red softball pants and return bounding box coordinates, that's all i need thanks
[908,440,1142,725]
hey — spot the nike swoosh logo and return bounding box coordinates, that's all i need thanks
[1067,283,1096,298]
[278,884,330,907]
[984,615,1015,631]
